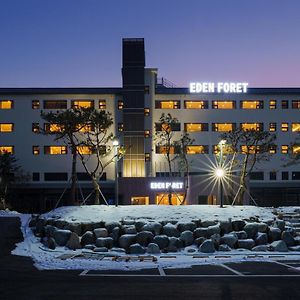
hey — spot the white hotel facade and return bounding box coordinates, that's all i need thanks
[0,38,300,211]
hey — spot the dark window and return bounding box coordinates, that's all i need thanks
[155,123,181,131]
[44,172,68,181]
[32,123,40,133]
[269,172,276,180]
[156,172,181,177]
[281,100,289,109]
[76,172,90,181]
[32,172,40,181]
[118,123,124,132]
[282,171,289,180]
[43,100,67,109]
[118,100,124,110]
[292,172,300,180]
[292,100,300,109]
[32,146,40,155]
[250,172,264,180]
[32,100,40,109]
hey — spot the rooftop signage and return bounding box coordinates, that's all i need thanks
[150,182,184,190]
[189,82,248,94]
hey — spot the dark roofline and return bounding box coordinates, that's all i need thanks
[0,87,123,95]
[156,87,300,94]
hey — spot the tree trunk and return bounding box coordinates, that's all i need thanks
[92,176,100,205]
[69,146,78,206]
[167,152,173,205]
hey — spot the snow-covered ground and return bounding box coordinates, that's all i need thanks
[3,205,300,271]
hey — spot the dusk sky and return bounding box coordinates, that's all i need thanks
[1,0,300,88]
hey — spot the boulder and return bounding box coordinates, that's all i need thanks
[111,247,126,253]
[201,220,218,227]
[285,227,296,236]
[252,245,269,252]
[163,223,180,237]
[244,223,260,239]
[45,237,56,250]
[94,228,108,238]
[180,230,194,246]
[219,220,232,234]
[268,227,281,242]
[81,223,94,233]
[44,225,56,238]
[270,240,288,252]
[35,218,47,235]
[288,245,300,251]
[129,243,146,254]
[142,222,162,235]
[194,228,208,239]
[281,231,296,247]
[237,239,255,250]
[177,222,197,232]
[84,244,95,250]
[95,237,114,249]
[93,247,108,252]
[64,223,82,236]
[81,231,95,246]
[235,231,247,240]
[147,243,161,254]
[92,222,105,230]
[54,220,68,229]
[294,236,300,245]
[111,227,121,242]
[185,247,197,253]
[122,225,137,234]
[122,219,135,225]
[255,232,268,245]
[105,221,121,233]
[153,235,169,249]
[210,233,221,249]
[195,237,206,247]
[199,239,215,253]
[220,233,238,248]
[119,234,136,249]
[136,231,154,246]
[135,220,146,232]
[166,237,180,252]
[274,220,285,232]
[257,223,268,233]
[232,220,246,231]
[53,229,72,246]
[219,244,231,252]
[66,232,81,250]
[207,224,220,237]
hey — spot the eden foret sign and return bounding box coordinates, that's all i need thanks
[189,82,248,93]
[150,182,184,190]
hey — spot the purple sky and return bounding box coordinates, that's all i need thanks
[1,0,300,88]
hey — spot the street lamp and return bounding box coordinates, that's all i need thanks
[113,138,119,207]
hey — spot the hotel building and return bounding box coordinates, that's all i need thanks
[0,38,300,211]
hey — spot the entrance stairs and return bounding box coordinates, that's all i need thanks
[282,211,300,236]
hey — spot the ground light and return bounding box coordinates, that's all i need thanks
[112,138,119,207]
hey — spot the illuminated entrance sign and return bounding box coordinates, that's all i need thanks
[189,82,248,93]
[150,182,184,190]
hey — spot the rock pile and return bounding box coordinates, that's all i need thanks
[30,215,300,254]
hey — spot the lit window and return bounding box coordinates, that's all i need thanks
[32,146,40,155]
[292,123,300,132]
[71,100,94,108]
[44,123,64,133]
[281,100,289,109]
[281,123,289,132]
[281,145,289,154]
[145,153,150,161]
[76,146,94,155]
[184,123,208,132]
[44,146,67,155]
[213,145,233,155]
[118,123,124,132]
[241,123,263,131]
[212,101,235,109]
[0,100,13,109]
[77,124,94,132]
[144,108,150,116]
[118,100,124,110]
[32,123,40,133]
[0,123,14,132]
[184,101,208,109]
[155,146,180,154]
[269,100,276,109]
[292,145,300,154]
[241,145,260,154]
[43,100,67,109]
[155,100,180,109]
[212,123,235,132]
[0,146,14,154]
[186,145,208,154]
[144,130,150,138]
[240,100,263,109]
[32,100,40,109]
[292,100,300,109]
[269,145,277,154]
[155,123,181,132]
[269,123,276,132]
[99,100,106,110]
